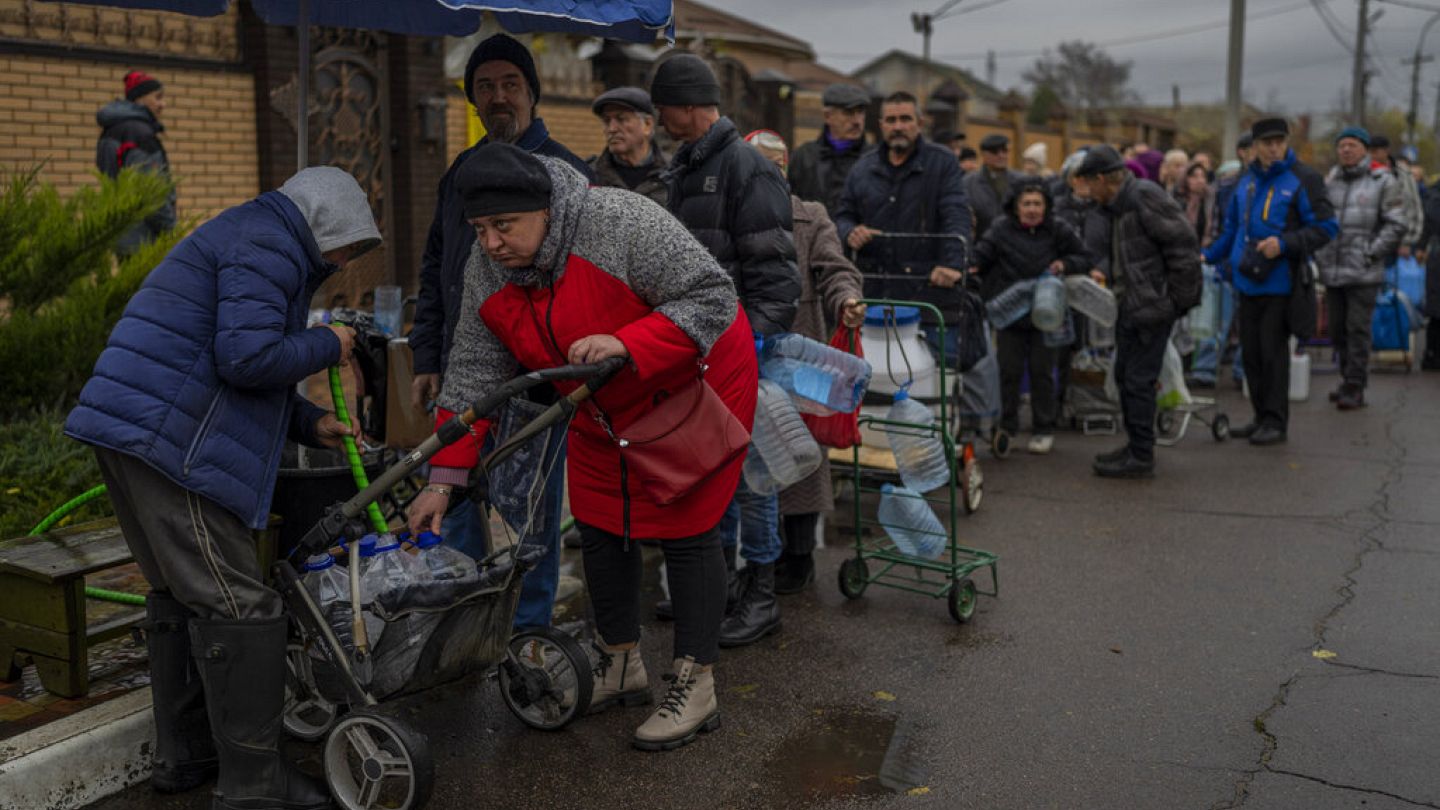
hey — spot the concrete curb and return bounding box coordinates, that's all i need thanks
[0,688,154,810]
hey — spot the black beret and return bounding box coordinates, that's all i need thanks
[464,34,541,109]
[821,83,869,109]
[651,53,720,107]
[592,86,655,117]
[980,133,1010,152]
[958,147,978,161]
[1073,145,1126,178]
[455,142,552,219]
[1250,117,1289,140]
[1370,133,1392,149]
[1236,133,1254,150]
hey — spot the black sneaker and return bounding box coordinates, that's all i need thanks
[1229,422,1259,439]
[1093,444,1131,464]
[1336,385,1366,410]
[1092,453,1154,479]
[1249,426,1287,445]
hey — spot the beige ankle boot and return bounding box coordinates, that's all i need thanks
[632,656,719,751]
[588,641,650,714]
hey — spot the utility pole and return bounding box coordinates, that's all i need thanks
[1433,80,1440,136]
[1223,0,1245,165]
[1406,13,1440,145]
[1353,0,1370,123]
[986,49,997,87]
[911,12,934,100]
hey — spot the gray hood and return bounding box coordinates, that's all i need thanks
[505,157,589,288]
[96,99,161,131]
[278,167,382,257]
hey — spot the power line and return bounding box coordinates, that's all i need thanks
[1310,0,1355,53]
[1375,0,1440,12]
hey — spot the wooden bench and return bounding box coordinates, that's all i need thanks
[0,517,278,698]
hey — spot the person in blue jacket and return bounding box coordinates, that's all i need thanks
[1204,118,1337,445]
[65,166,381,809]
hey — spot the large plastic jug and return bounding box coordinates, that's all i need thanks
[1289,349,1311,402]
[1188,265,1221,338]
[303,553,348,613]
[359,534,418,614]
[884,390,952,493]
[986,278,1036,328]
[760,333,872,415]
[413,531,478,584]
[1031,274,1067,332]
[1063,274,1118,327]
[876,484,946,559]
[744,379,823,495]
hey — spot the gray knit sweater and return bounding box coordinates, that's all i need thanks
[437,157,737,418]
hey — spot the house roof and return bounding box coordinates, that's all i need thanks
[673,0,814,60]
[850,49,1004,102]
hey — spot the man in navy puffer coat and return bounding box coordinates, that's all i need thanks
[65,166,379,809]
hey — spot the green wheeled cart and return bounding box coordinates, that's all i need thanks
[838,300,999,623]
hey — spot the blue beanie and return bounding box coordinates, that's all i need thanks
[1335,125,1370,147]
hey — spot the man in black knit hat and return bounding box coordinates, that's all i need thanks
[410,33,595,630]
[649,52,801,649]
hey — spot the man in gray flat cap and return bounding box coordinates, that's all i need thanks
[789,83,874,215]
[589,86,668,206]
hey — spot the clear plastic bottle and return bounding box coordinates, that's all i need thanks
[883,389,952,493]
[413,531,478,584]
[1064,274,1117,327]
[985,278,1037,328]
[302,553,348,614]
[760,333,872,415]
[744,379,823,495]
[1031,274,1067,332]
[876,483,947,559]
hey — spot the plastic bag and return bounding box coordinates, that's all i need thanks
[1390,257,1426,311]
[489,397,568,539]
[800,326,864,449]
[1157,341,1193,410]
[1188,264,1222,339]
[957,331,1001,423]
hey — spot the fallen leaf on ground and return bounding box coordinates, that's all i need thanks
[1312,649,1337,660]
[1109,647,1123,654]
[873,690,897,701]
[730,683,760,695]
[907,787,932,796]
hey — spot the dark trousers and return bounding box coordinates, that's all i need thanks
[1326,284,1379,388]
[579,521,725,666]
[1238,295,1291,431]
[782,513,820,557]
[94,447,281,620]
[996,324,1057,434]
[1114,318,1173,462]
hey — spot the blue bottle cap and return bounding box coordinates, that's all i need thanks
[864,305,920,326]
[893,386,911,402]
[358,534,380,557]
[304,554,335,572]
[880,483,896,495]
[415,531,442,549]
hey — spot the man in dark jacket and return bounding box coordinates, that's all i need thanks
[65,167,379,809]
[833,90,972,362]
[1074,146,1202,477]
[589,86,667,206]
[788,83,873,215]
[652,52,801,647]
[962,133,1026,239]
[408,34,593,627]
[1205,119,1337,445]
[96,70,176,255]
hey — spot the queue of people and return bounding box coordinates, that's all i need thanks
[67,39,1440,806]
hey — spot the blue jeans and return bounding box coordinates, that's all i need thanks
[719,472,781,565]
[1191,278,1243,384]
[436,437,566,629]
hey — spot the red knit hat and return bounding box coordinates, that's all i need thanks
[124,70,162,102]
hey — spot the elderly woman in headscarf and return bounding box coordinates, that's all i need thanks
[743,129,866,595]
[407,142,756,752]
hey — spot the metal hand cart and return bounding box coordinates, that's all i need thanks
[276,359,625,810]
[837,299,998,624]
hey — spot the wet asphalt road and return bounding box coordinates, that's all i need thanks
[88,368,1440,810]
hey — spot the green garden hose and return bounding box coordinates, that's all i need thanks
[328,365,388,535]
[28,484,145,605]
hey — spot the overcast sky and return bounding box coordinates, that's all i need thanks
[716,0,1440,124]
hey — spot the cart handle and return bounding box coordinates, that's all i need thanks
[297,358,625,554]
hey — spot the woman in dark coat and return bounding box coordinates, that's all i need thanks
[969,179,1092,453]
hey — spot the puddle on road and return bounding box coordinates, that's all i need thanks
[760,707,927,805]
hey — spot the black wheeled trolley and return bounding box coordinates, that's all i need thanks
[277,359,625,810]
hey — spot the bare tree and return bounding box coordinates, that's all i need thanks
[1023,41,1137,112]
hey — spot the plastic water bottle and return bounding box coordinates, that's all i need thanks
[760,333,872,415]
[1031,274,1067,332]
[744,379,823,495]
[876,484,947,559]
[883,389,952,493]
[413,531,478,584]
[302,553,348,613]
[985,278,1036,328]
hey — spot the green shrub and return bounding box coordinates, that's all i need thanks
[0,166,189,417]
[0,408,112,538]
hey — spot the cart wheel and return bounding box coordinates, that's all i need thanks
[323,710,434,810]
[498,626,594,731]
[960,445,983,515]
[284,643,338,741]
[991,429,1012,459]
[1211,413,1230,442]
[947,577,978,624]
[838,557,869,600]
[1156,409,1177,437]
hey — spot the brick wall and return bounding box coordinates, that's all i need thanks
[387,35,450,293]
[0,54,258,220]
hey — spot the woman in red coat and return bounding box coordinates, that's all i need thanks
[407,143,755,751]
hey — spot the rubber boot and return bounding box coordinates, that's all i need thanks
[190,617,332,810]
[587,639,651,714]
[717,563,780,647]
[657,543,741,621]
[632,657,719,751]
[145,592,217,794]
